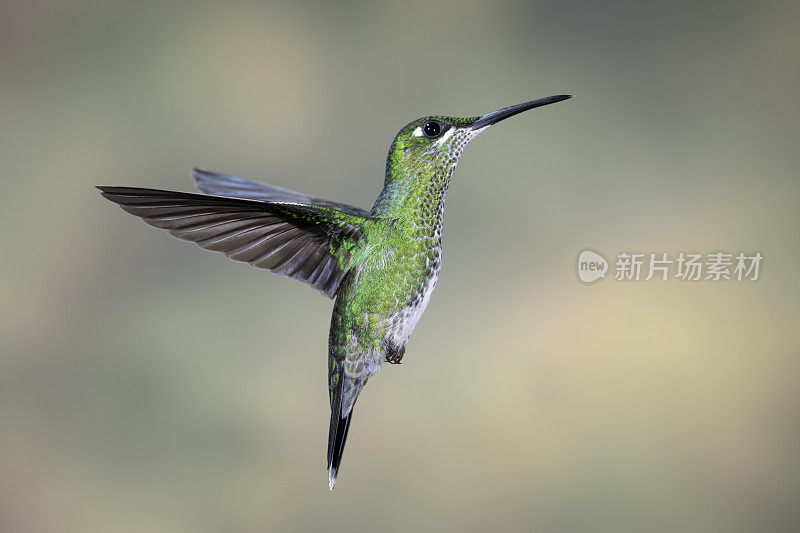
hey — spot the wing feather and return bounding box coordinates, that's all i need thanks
[192,168,371,217]
[98,186,370,298]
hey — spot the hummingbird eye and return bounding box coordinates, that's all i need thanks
[422,121,442,138]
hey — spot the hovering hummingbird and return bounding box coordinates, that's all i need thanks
[98,94,572,489]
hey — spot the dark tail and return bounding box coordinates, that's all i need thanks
[327,393,355,490]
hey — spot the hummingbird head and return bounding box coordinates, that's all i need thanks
[383,95,573,187]
[373,95,572,217]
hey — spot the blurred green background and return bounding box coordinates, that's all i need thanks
[1,1,798,531]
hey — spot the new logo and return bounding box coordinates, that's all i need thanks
[577,249,608,283]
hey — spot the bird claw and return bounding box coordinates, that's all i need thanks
[385,345,405,364]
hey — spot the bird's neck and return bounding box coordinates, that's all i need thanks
[370,158,454,232]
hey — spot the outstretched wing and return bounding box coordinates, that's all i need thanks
[98,186,369,298]
[192,168,371,217]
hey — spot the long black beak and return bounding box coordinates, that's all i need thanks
[470,94,573,129]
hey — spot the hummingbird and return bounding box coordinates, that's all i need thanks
[98,94,572,489]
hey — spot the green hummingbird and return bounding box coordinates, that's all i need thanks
[98,94,572,489]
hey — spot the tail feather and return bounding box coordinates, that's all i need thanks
[327,395,355,490]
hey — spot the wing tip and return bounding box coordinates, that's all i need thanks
[96,185,132,202]
[96,186,173,203]
[96,185,118,194]
[191,167,217,179]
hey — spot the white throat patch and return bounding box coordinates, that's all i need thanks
[434,127,456,146]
